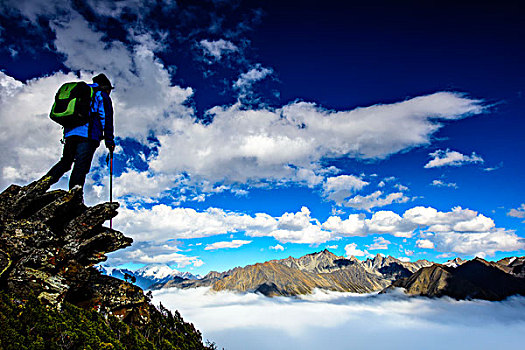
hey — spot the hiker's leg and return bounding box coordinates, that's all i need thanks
[45,138,77,185]
[69,139,98,190]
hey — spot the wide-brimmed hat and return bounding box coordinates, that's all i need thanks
[93,73,114,90]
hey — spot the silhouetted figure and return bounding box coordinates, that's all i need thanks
[45,74,115,192]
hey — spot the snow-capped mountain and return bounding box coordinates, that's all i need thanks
[443,257,465,268]
[97,264,201,290]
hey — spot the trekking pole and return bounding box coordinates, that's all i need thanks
[107,150,114,229]
[110,150,113,229]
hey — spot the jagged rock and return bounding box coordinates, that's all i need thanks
[0,178,147,325]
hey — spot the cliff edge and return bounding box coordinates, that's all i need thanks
[0,178,214,349]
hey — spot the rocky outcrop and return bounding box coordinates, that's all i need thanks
[386,257,525,300]
[0,178,148,324]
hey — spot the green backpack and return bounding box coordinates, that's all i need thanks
[49,82,94,127]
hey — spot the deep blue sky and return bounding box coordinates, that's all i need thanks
[1,0,524,274]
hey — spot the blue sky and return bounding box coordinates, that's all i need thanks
[1,0,524,275]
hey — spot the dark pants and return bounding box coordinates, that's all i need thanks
[46,136,99,190]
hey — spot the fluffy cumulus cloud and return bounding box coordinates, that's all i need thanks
[106,203,515,259]
[269,244,285,251]
[322,214,368,237]
[322,175,369,204]
[205,240,252,251]
[404,206,525,256]
[416,239,435,249]
[115,205,332,245]
[424,149,484,168]
[344,243,368,257]
[424,229,525,258]
[152,288,525,350]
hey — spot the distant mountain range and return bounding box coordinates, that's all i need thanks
[99,251,525,301]
[152,250,433,296]
[153,250,525,301]
[97,264,200,290]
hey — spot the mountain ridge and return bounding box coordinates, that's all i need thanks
[153,249,434,296]
[151,249,525,301]
[387,257,525,300]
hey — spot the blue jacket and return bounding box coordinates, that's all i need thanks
[64,83,114,146]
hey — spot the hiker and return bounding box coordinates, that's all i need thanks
[43,74,115,193]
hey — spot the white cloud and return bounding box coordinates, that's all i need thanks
[416,239,435,249]
[366,211,415,237]
[1,0,487,199]
[115,205,333,245]
[233,64,273,95]
[367,236,391,250]
[126,250,202,267]
[0,71,73,187]
[0,11,193,191]
[113,169,178,198]
[431,180,458,189]
[270,244,285,251]
[394,184,409,192]
[49,13,195,140]
[205,240,252,251]
[426,229,525,257]
[107,241,203,268]
[116,205,248,242]
[322,214,367,237]
[1,52,485,194]
[112,202,522,258]
[508,204,525,219]
[344,243,368,257]
[345,191,410,212]
[403,206,494,232]
[152,287,525,350]
[452,214,495,232]
[269,207,332,244]
[322,175,369,204]
[200,39,238,60]
[424,149,484,168]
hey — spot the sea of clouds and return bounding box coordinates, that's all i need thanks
[152,287,525,350]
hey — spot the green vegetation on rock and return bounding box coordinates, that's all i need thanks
[0,291,216,350]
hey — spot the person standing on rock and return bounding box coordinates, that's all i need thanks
[43,73,115,193]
